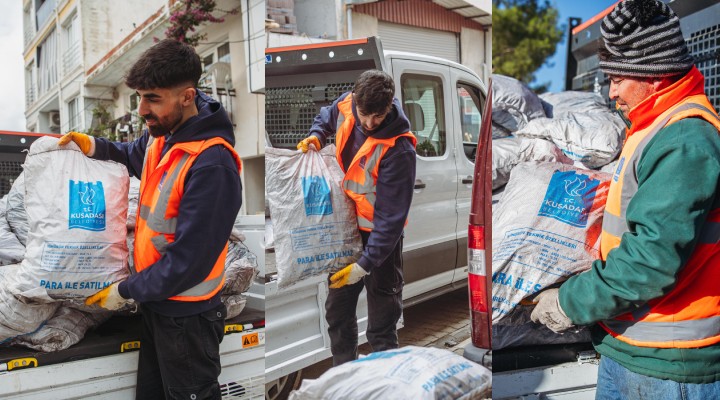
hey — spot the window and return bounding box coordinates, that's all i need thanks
[62,13,80,73]
[202,41,231,72]
[457,84,483,161]
[202,53,215,72]
[401,74,446,157]
[218,42,231,63]
[67,97,79,131]
[37,29,58,95]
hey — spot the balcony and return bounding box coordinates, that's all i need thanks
[26,85,36,108]
[62,41,81,75]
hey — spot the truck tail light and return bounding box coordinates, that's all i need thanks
[468,223,491,349]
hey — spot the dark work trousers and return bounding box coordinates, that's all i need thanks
[135,303,227,400]
[325,231,404,366]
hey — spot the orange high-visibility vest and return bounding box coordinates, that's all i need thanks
[599,80,720,348]
[334,94,417,232]
[134,136,242,302]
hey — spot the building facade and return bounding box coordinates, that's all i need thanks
[22,0,265,215]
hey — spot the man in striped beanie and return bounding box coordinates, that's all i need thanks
[532,0,720,397]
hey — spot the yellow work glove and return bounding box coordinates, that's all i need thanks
[329,263,368,289]
[297,136,322,153]
[85,282,129,310]
[58,131,95,156]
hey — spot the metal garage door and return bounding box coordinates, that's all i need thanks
[378,22,459,62]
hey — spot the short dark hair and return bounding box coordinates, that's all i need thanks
[125,39,202,90]
[353,70,395,115]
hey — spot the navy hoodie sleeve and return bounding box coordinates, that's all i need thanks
[117,145,242,302]
[308,92,350,145]
[357,137,416,271]
[92,133,149,178]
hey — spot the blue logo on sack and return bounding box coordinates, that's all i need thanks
[538,171,599,228]
[68,180,107,231]
[301,176,333,216]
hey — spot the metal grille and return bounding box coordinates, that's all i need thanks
[220,376,264,399]
[265,82,354,149]
[686,23,720,112]
[0,161,24,197]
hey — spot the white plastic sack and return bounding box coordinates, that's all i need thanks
[492,161,610,323]
[266,145,363,288]
[289,346,491,400]
[539,91,608,118]
[0,196,24,265]
[222,241,258,295]
[0,264,60,343]
[6,172,28,246]
[12,137,130,300]
[223,294,247,319]
[515,112,626,169]
[493,137,573,190]
[10,304,111,352]
[492,74,547,136]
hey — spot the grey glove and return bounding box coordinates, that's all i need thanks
[530,288,575,333]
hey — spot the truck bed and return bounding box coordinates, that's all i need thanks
[0,307,265,399]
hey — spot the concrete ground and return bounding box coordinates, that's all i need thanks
[301,287,472,380]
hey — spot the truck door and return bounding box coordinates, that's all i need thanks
[390,58,457,292]
[450,69,486,282]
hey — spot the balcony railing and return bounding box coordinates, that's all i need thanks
[26,85,36,108]
[24,26,35,47]
[62,41,81,75]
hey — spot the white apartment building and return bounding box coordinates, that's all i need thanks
[22,0,265,215]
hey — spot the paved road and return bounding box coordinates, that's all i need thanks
[301,287,472,381]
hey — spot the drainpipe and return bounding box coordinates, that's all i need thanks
[346,3,353,39]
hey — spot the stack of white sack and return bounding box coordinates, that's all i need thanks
[0,196,24,266]
[10,303,112,352]
[266,145,363,288]
[491,74,547,138]
[0,264,59,345]
[491,162,611,349]
[289,346,491,400]
[516,90,626,169]
[492,136,574,190]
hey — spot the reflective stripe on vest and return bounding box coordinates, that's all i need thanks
[343,144,384,230]
[134,136,241,301]
[598,94,720,348]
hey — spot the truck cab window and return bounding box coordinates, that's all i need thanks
[401,74,446,157]
[457,84,483,161]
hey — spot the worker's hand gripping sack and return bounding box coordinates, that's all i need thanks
[10,137,129,301]
[266,145,363,288]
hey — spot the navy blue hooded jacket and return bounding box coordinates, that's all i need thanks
[309,92,416,272]
[93,91,242,317]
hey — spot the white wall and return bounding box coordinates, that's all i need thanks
[349,11,377,39]
[80,0,164,71]
[460,27,487,82]
[294,0,338,39]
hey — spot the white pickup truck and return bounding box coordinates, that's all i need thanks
[263,37,488,398]
[0,132,266,400]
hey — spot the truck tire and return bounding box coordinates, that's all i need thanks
[265,370,302,400]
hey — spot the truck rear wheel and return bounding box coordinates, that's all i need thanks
[265,370,302,400]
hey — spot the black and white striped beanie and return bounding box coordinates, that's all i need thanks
[599,0,694,78]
